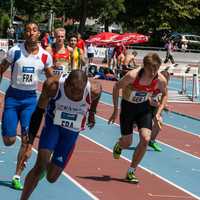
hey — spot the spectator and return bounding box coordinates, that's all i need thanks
[181,40,188,53]
[76,32,85,52]
[107,47,115,69]
[164,40,175,64]
[87,43,95,64]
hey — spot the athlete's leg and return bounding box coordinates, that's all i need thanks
[151,117,161,141]
[47,129,79,183]
[126,110,152,183]
[149,117,162,152]
[130,128,151,168]
[118,134,133,149]
[20,149,52,200]
[15,96,36,177]
[1,96,19,146]
[21,116,59,200]
[130,110,153,169]
[113,99,134,159]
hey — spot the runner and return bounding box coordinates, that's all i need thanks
[20,70,102,200]
[108,53,168,183]
[0,22,53,190]
[68,34,85,70]
[113,43,126,67]
[48,28,73,75]
[148,70,170,152]
[121,50,138,77]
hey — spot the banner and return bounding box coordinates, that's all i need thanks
[94,47,106,58]
[0,39,9,53]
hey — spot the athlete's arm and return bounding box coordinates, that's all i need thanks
[0,59,10,82]
[156,75,168,116]
[44,67,54,78]
[108,68,138,124]
[28,76,59,144]
[87,80,102,129]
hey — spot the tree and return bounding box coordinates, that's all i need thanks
[96,0,125,31]
[118,0,200,33]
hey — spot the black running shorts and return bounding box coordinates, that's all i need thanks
[120,99,154,135]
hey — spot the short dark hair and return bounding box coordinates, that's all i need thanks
[68,69,88,84]
[68,33,78,41]
[24,22,39,31]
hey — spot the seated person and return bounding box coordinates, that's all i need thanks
[94,67,117,81]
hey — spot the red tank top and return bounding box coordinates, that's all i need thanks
[52,48,70,62]
[132,70,158,92]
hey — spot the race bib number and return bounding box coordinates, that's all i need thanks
[131,91,148,103]
[53,110,83,131]
[17,66,36,85]
[53,66,64,75]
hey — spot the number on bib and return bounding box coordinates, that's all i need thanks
[131,91,148,103]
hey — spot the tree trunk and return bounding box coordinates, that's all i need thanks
[104,19,109,32]
[78,0,87,34]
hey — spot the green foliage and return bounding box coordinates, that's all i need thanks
[0,13,10,37]
[119,0,200,33]
[12,0,200,35]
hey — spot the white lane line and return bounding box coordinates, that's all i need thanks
[148,193,194,199]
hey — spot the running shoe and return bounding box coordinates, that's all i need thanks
[12,177,23,190]
[149,140,162,152]
[113,142,122,159]
[126,171,139,183]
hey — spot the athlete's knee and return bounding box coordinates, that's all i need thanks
[21,135,29,147]
[3,136,16,146]
[46,174,59,183]
[140,135,151,146]
[139,130,151,145]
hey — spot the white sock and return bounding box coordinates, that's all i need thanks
[13,175,20,180]
[128,167,136,173]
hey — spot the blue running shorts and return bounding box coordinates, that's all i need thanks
[2,86,37,137]
[39,114,79,169]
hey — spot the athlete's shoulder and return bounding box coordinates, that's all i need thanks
[43,76,58,89]
[39,45,52,57]
[8,43,21,53]
[127,66,141,78]
[158,72,167,84]
[43,76,59,97]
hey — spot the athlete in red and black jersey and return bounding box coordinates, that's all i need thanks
[47,28,73,75]
[108,53,168,183]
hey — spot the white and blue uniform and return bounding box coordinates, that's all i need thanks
[2,43,52,137]
[39,74,91,168]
